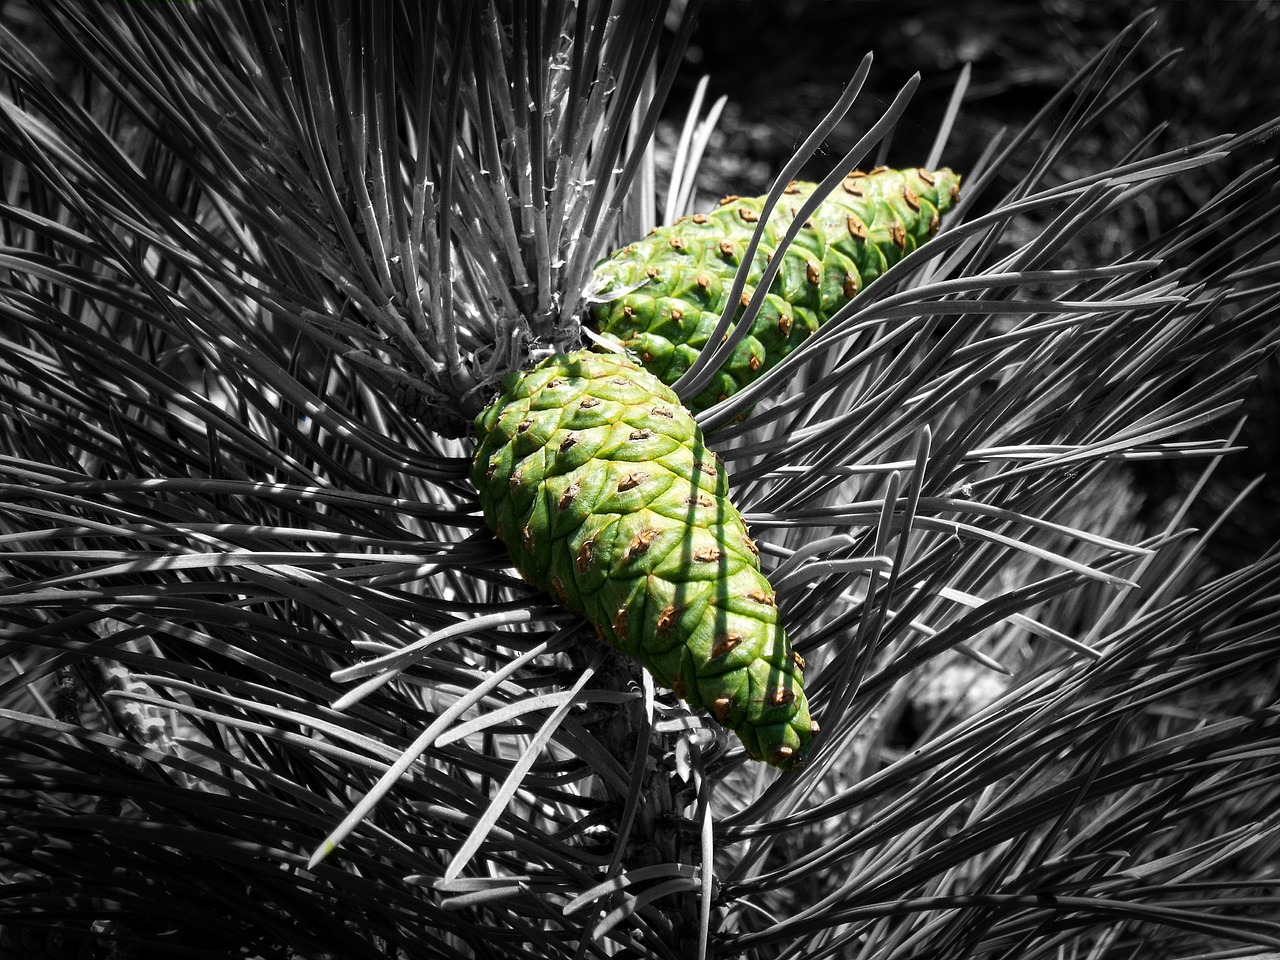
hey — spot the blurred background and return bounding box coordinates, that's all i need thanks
[665,0,1278,194]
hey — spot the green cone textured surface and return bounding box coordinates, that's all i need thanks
[472,350,814,768]
[590,166,961,413]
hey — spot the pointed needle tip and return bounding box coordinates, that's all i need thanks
[306,841,336,871]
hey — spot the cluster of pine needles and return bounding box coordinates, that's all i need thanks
[1,2,1279,959]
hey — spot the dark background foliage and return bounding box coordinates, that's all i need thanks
[671,0,1279,194]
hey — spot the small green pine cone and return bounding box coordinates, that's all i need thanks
[472,350,815,768]
[590,166,961,412]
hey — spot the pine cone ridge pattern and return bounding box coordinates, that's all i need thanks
[472,351,815,768]
[590,166,961,413]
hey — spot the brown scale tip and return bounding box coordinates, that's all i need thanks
[646,266,660,279]
[617,471,647,492]
[718,194,739,205]
[521,524,534,551]
[713,697,733,722]
[509,468,523,492]
[580,396,600,409]
[784,181,802,194]
[694,547,722,563]
[670,307,683,321]
[576,539,594,573]
[846,215,867,241]
[697,273,712,289]
[748,355,762,372]
[890,220,907,251]
[843,274,859,299]
[669,236,686,251]
[770,687,796,707]
[710,632,744,659]
[517,418,533,433]
[613,606,628,638]
[779,313,793,336]
[903,185,921,211]
[629,428,652,440]
[626,527,658,559]
[917,167,936,185]
[656,604,681,633]
[558,481,580,510]
[692,213,708,224]
[686,494,713,508]
[652,405,674,419]
[770,744,795,766]
[559,433,577,451]
[791,649,806,670]
[738,207,759,223]
[747,589,775,606]
[805,260,821,285]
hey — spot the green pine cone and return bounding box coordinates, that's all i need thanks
[590,166,961,413]
[472,350,815,769]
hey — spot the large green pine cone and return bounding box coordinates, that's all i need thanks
[590,166,961,413]
[472,351,815,768]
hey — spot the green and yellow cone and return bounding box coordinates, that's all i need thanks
[590,166,961,413]
[472,350,815,768]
